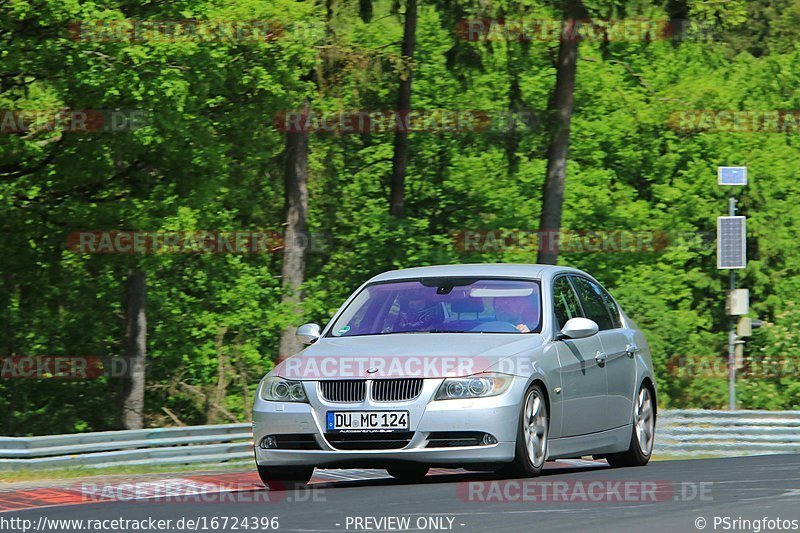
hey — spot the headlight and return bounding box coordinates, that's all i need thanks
[434,373,513,400]
[260,377,309,403]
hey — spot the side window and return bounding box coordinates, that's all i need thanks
[598,285,622,329]
[570,277,614,331]
[552,276,583,330]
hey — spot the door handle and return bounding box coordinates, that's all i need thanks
[625,344,638,358]
[595,351,607,366]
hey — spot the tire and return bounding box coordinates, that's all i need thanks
[386,464,430,482]
[257,464,314,489]
[606,383,655,468]
[497,384,549,478]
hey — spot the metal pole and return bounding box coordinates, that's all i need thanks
[728,196,737,411]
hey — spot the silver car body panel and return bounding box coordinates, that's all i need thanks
[253,264,656,468]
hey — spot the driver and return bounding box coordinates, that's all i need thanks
[494,296,538,333]
[398,294,443,331]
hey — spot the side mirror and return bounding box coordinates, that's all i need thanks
[296,323,321,344]
[557,317,599,340]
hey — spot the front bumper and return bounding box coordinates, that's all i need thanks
[252,377,525,468]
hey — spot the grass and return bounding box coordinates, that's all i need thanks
[0,461,252,484]
[650,453,724,461]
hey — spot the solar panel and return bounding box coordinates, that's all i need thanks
[717,216,746,269]
[718,166,747,186]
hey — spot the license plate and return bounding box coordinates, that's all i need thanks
[326,411,409,432]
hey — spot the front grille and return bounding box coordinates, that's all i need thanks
[372,379,423,402]
[426,431,484,448]
[319,380,366,403]
[324,432,414,450]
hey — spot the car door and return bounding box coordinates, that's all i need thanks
[569,276,636,431]
[552,275,608,436]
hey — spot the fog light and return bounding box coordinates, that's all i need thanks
[481,433,497,446]
[261,435,278,449]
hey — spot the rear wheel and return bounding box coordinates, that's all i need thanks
[386,464,429,481]
[498,384,548,478]
[257,465,313,489]
[606,384,655,468]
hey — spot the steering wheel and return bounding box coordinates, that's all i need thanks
[469,321,520,333]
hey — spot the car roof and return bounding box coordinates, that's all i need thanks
[368,263,584,283]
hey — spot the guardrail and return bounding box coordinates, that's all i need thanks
[1,410,798,470]
[0,423,252,471]
[654,409,800,456]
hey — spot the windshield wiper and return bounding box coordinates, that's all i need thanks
[335,329,471,337]
[339,331,435,337]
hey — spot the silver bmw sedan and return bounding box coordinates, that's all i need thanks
[253,264,657,485]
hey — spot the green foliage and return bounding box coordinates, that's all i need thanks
[1,0,799,434]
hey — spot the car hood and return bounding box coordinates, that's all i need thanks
[271,333,546,379]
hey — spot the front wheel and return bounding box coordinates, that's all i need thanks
[606,384,655,468]
[497,384,548,478]
[257,465,314,489]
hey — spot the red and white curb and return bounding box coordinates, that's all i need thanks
[0,460,607,513]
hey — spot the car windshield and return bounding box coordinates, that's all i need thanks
[328,278,542,336]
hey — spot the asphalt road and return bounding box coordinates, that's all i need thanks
[5,455,800,533]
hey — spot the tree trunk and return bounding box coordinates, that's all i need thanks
[277,100,310,362]
[536,1,582,265]
[505,44,523,177]
[121,269,146,429]
[208,326,228,424]
[389,0,418,218]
